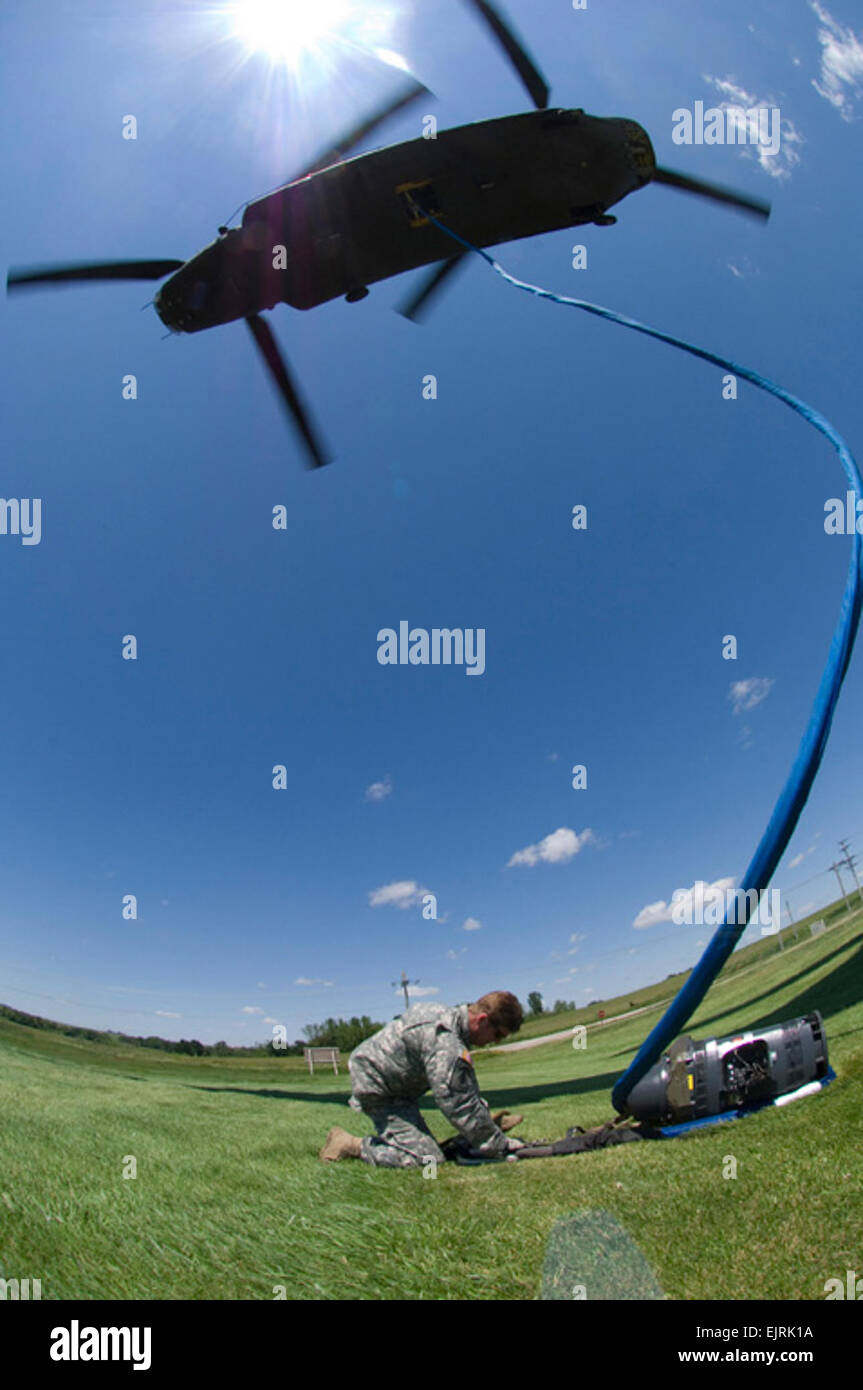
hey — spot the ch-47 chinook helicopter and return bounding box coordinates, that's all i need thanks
[8,0,770,469]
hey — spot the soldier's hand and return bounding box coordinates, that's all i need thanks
[505,1136,526,1151]
[491,1109,524,1132]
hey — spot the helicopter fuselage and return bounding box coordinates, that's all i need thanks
[154,108,654,334]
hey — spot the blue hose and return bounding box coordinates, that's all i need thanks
[417,214,863,1109]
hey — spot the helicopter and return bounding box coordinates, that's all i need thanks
[7,0,771,470]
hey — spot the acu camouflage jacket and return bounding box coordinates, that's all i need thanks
[349,1002,510,1155]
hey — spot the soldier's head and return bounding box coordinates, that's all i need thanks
[468,991,523,1046]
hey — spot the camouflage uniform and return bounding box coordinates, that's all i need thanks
[348,1002,511,1168]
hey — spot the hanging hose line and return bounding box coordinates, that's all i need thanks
[412,209,863,1110]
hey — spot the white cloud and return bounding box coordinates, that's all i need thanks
[398,984,439,998]
[446,948,467,960]
[703,74,803,178]
[263,1017,280,1025]
[810,2,863,120]
[368,879,428,909]
[242,1006,264,1015]
[507,826,595,868]
[462,916,483,932]
[155,1010,181,1018]
[632,898,672,930]
[633,876,736,929]
[788,845,816,868]
[729,677,774,716]
[295,977,334,987]
[365,775,393,802]
[727,258,759,280]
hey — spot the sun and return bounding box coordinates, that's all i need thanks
[226,0,354,69]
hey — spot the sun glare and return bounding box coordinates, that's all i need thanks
[227,0,353,69]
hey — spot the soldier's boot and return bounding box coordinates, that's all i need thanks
[319,1126,363,1162]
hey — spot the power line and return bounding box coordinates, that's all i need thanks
[838,838,863,907]
[390,970,419,1011]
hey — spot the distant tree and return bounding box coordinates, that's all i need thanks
[527,991,544,1017]
[302,1015,382,1051]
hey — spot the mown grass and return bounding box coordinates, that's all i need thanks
[507,900,853,1041]
[1,910,861,1300]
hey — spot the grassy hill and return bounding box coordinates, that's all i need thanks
[1,908,861,1300]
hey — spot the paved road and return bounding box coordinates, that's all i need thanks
[489,930,824,1054]
[489,1000,668,1052]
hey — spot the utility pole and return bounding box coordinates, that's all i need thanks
[831,861,852,914]
[838,839,863,908]
[391,971,419,1012]
[783,900,800,943]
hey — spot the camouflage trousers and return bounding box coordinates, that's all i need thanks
[352,1097,445,1170]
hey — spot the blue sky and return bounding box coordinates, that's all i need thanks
[1,0,862,1045]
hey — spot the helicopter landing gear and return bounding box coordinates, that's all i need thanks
[345,286,369,302]
[593,214,617,226]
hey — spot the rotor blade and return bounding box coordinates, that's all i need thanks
[653,167,771,221]
[7,260,184,291]
[397,254,469,322]
[245,314,331,469]
[463,0,549,109]
[294,77,430,180]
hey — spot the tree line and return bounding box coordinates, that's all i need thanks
[0,1003,382,1057]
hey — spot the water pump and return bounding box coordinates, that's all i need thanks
[621,1011,829,1125]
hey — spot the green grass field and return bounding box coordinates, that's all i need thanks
[2,911,861,1300]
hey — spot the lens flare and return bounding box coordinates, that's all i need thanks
[227,0,353,69]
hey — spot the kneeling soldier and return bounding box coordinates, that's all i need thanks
[319,990,524,1167]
